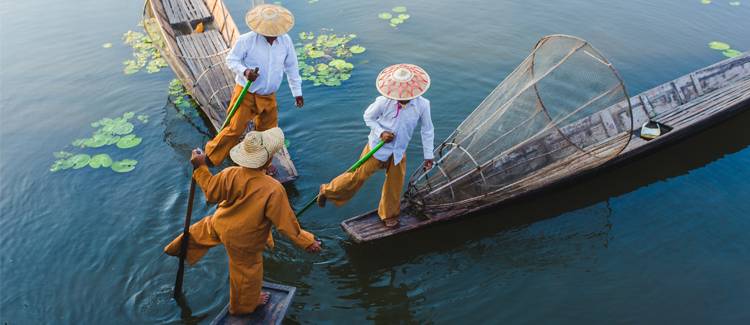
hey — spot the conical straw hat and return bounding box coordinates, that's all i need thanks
[245,4,295,37]
[376,64,431,100]
[229,127,285,169]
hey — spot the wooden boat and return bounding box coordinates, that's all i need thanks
[210,281,296,325]
[342,38,750,243]
[143,0,298,183]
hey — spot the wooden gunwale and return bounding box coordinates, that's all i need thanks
[342,53,750,243]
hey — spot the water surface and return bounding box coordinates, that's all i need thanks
[1,0,749,323]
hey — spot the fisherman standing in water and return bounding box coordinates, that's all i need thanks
[205,4,303,171]
[317,64,435,227]
[165,128,322,316]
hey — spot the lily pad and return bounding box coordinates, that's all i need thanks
[700,0,711,4]
[116,134,142,149]
[102,43,113,48]
[390,17,404,25]
[398,14,411,20]
[112,159,138,173]
[392,6,407,13]
[729,1,740,5]
[50,158,75,172]
[70,154,91,169]
[349,45,366,54]
[723,49,742,58]
[89,154,113,168]
[378,12,393,20]
[53,151,74,159]
[708,41,730,50]
[137,114,149,123]
[111,122,135,135]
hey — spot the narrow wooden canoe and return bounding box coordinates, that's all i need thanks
[143,0,298,183]
[209,281,296,325]
[342,53,750,243]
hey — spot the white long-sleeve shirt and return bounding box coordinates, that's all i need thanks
[225,32,302,97]
[364,96,435,165]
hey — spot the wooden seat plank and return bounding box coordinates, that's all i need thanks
[165,0,211,25]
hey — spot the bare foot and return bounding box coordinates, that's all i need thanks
[317,185,327,207]
[266,164,277,176]
[258,291,270,306]
[384,218,400,228]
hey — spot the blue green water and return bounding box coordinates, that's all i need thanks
[1,0,749,323]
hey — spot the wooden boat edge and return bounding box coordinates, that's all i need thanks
[209,281,296,325]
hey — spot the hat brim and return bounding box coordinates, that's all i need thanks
[245,5,294,37]
[229,142,271,169]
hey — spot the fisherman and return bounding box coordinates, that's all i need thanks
[317,64,435,227]
[165,127,322,315]
[205,4,303,170]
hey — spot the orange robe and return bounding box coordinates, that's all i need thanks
[320,144,406,220]
[205,85,278,166]
[164,165,314,314]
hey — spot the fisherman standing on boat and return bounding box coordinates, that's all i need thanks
[204,4,303,170]
[317,64,435,227]
[165,128,322,316]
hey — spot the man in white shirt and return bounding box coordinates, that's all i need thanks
[317,64,435,227]
[205,4,303,168]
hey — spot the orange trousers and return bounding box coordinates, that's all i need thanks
[205,85,278,166]
[320,144,406,220]
[164,216,264,315]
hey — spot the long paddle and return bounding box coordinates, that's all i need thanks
[295,140,386,218]
[174,79,253,299]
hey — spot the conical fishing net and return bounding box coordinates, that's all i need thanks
[406,35,633,214]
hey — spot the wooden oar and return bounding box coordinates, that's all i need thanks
[174,79,253,299]
[295,140,386,218]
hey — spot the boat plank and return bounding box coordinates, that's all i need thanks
[210,282,295,325]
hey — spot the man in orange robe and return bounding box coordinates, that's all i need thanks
[165,127,321,315]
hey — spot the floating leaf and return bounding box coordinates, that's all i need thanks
[69,154,91,169]
[123,112,135,119]
[89,154,113,168]
[137,114,149,123]
[729,1,740,5]
[116,134,142,149]
[391,18,404,25]
[349,45,366,54]
[398,14,411,20]
[378,12,393,20]
[723,49,742,58]
[50,158,75,172]
[53,151,74,159]
[111,122,135,135]
[392,6,407,13]
[700,0,711,4]
[708,41,731,50]
[102,43,113,48]
[112,159,138,173]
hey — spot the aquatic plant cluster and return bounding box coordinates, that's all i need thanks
[50,112,147,173]
[295,31,366,87]
[379,6,410,28]
[122,19,168,75]
[708,41,743,58]
[168,79,201,119]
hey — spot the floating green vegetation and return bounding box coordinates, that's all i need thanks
[708,41,744,58]
[379,6,411,28]
[122,19,167,75]
[701,0,712,4]
[729,1,741,5]
[296,30,366,87]
[168,79,200,118]
[102,43,113,49]
[50,111,148,173]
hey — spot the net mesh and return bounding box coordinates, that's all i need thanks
[406,35,633,214]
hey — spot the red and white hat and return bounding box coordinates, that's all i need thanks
[376,64,431,100]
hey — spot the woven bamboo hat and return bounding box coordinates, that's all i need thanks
[229,127,285,169]
[376,64,431,100]
[245,4,295,37]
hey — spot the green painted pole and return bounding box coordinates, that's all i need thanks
[220,80,253,130]
[295,140,386,218]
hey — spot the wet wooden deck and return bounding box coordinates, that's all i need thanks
[209,282,296,325]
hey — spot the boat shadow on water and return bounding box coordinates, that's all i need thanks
[342,107,750,269]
